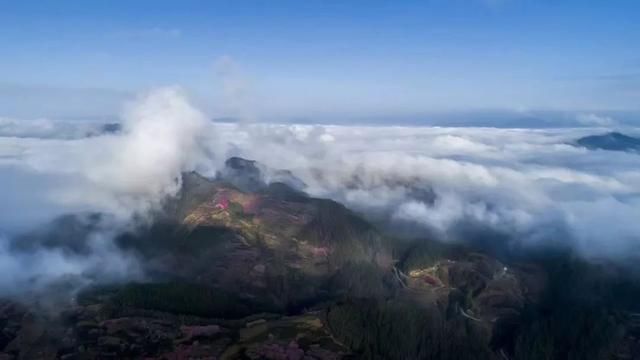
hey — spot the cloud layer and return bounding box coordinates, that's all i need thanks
[1,87,209,224]
[1,88,639,294]
[211,123,640,260]
[0,87,208,294]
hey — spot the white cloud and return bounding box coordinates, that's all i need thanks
[0,231,142,296]
[1,89,639,295]
[0,117,113,139]
[0,87,207,294]
[207,122,640,260]
[575,113,617,127]
[6,87,210,220]
[77,86,209,216]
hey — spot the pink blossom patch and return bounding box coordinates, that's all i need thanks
[310,246,331,257]
[215,196,229,210]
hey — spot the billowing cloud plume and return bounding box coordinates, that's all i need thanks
[2,87,209,220]
[0,86,209,294]
[77,86,209,217]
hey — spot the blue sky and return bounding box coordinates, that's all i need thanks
[0,0,639,120]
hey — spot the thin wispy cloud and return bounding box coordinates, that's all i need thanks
[575,113,617,127]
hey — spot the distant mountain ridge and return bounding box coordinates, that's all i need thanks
[576,131,640,153]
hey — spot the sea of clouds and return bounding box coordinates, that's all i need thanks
[1,87,639,294]
[214,123,640,259]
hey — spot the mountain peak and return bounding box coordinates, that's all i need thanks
[576,131,640,152]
